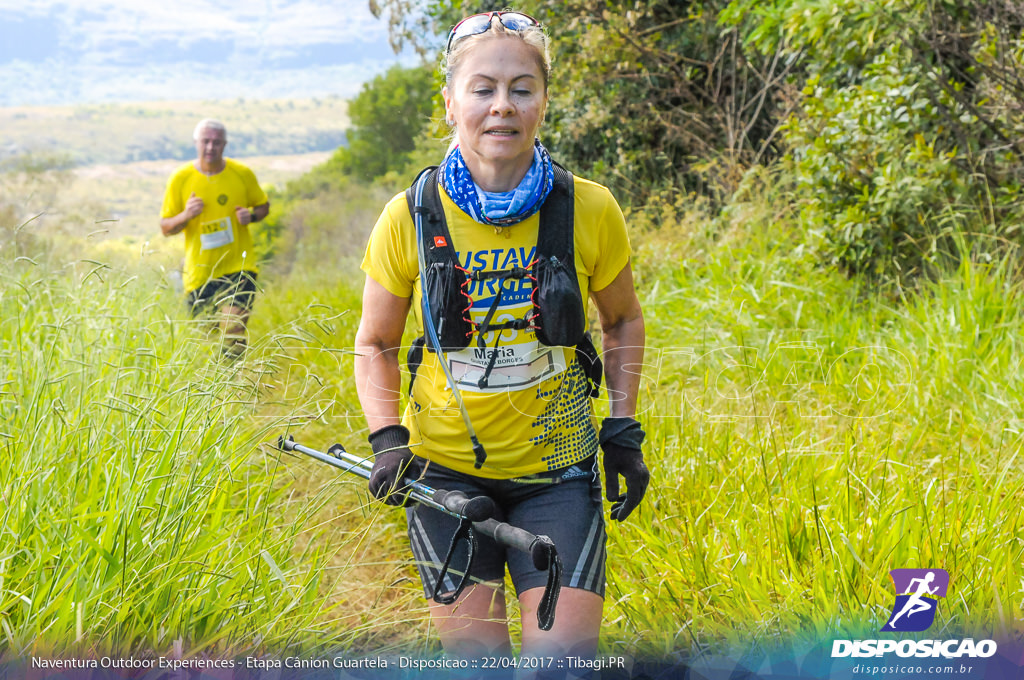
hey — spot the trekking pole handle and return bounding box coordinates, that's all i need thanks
[477,520,556,571]
[323,442,494,522]
[432,488,495,524]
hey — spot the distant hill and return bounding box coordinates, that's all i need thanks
[0,98,349,167]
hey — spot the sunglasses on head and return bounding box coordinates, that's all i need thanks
[445,11,541,54]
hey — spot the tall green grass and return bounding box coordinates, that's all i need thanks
[0,248,354,656]
[0,181,441,658]
[256,174,1023,658]
[2,171,1021,660]
[601,179,1024,659]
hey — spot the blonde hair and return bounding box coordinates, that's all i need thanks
[442,17,551,89]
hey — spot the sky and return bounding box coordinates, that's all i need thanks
[0,0,421,106]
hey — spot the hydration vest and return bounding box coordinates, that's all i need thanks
[404,164,603,396]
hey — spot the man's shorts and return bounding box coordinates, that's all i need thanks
[185,270,258,318]
[405,455,607,599]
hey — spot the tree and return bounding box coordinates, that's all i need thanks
[333,63,438,182]
[371,0,796,205]
[739,0,1024,281]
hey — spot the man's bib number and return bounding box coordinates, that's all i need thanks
[199,217,234,250]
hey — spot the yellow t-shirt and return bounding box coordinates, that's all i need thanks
[361,175,631,479]
[160,159,268,293]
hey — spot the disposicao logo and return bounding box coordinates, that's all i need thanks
[831,567,998,660]
[881,568,949,632]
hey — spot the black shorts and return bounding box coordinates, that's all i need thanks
[185,270,258,318]
[405,456,606,599]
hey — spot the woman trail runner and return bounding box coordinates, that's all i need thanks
[353,10,649,669]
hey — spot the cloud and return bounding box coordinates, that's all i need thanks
[1,0,395,63]
[0,0,418,104]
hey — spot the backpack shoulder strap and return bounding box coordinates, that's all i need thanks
[536,162,575,261]
[406,166,459,267]
[405,166,474,353]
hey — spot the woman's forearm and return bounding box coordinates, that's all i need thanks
[354,340,404,432]
[600,314,645,419]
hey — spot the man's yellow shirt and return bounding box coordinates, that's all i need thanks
[161,159,268,293]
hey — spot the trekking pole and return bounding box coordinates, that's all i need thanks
[276,435,563,631]
[278,435,494,522]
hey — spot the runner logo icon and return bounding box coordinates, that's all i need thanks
[881,568,949,632]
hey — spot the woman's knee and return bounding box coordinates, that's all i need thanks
[519,587,603,657]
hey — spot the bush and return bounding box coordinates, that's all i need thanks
[784,47,973,280]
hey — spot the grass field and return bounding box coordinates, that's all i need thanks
[1,154,1022,662]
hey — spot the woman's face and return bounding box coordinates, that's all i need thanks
[443,35,548,177]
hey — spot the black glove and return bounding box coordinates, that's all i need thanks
[367,425,423,507]
[599,417,650,522]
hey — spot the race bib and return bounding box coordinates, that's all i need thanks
[447,340,568,393]
[199,217,234,250]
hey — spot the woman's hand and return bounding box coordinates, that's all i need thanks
[368,425,423,506]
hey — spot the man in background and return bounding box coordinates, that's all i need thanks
[160,119,270,359]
